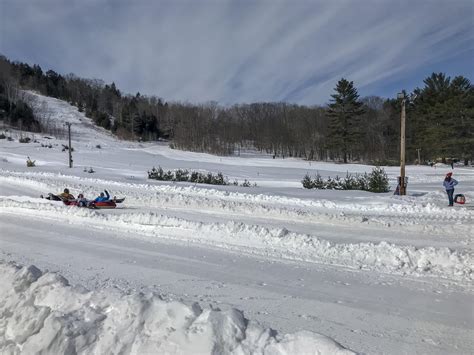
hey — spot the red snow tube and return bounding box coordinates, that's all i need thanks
[63,200,117,209]
[91,201,117,209]
[454,194,466,204]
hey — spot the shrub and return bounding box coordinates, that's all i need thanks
[19,137,31,143]
[368,167,389,193]
[241,179,251,187]
[148,166,164,180]
[175,169,189,182]
[302,174,314,189]
[148,166,255,187]
[302,167,389,193]
[0,133,6,139]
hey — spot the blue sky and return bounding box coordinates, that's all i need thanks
[1,0,473,105]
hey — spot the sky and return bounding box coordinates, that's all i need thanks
[1,0,473,105]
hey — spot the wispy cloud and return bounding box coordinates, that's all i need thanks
[1,0,472,104]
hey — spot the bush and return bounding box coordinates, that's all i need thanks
[19,137,31,143]
[241,179,251,187]
[302,167,389,193]
[302,174,314,189]
[368,166,389,193]
[175,169,189,182]
[0,133,6,139]
[148,166,254,187]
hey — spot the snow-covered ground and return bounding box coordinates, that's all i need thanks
[1,261,353,354]
[0,92,473,354]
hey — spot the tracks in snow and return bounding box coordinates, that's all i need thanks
[1,169,473,284]
[1,196,472,284]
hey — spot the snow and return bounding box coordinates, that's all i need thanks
[0,92,473,354]
[0,195,472,281]
[0,262,353,354]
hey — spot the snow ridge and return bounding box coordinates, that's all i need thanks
[0,261,354,355]
[1,198,472,282]
[1,171,473,233]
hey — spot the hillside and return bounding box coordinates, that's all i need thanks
[0,92,473,354]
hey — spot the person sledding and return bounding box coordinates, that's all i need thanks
[89,190,118,209]
[443,172,458,206]
[76,193,90,207]
[42,188,75,201]
[60,188,76,201]
[94,190,110,202]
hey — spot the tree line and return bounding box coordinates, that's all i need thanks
[0,55,472,163]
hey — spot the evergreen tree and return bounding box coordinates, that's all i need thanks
[327,78,365,163]
[411,73,473,162]
[368,167,389,193]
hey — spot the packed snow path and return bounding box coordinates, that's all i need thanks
[0,92,473,354]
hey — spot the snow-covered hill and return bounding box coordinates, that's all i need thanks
[0,92,473,354]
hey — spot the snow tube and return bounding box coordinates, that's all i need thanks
[62,200,117,209]
[90,201,117,209]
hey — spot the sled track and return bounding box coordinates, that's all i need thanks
[1,198,473,283]
[1,171,473,236]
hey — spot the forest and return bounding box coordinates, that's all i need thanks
[0,55,472,164]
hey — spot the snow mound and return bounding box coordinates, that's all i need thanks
[1,198,472,281]
[2,170,473,229]
[0,262,354,355]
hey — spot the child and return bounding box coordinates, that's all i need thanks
[443,172,458,206]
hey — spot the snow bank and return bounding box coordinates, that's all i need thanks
[0,261,354,354]
[2,170,473,227]
[1,198,472,281]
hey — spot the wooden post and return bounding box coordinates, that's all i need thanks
[400,99,406,195]
[66,122,73,168]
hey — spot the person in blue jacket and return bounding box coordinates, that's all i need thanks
[94,190,110,202]
[443,172,458,206]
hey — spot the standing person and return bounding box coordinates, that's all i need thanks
[443,172,458,206]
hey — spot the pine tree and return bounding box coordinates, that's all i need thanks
[302,173,313,189]
[368,167,389,193]
[411,73,473,162]
[327,78,365,163]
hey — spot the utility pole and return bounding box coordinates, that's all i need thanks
[398,93,407,195]
[65,122,73,168]
[416,148,421,165]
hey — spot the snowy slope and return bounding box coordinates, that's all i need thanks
[1,92,473,354]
